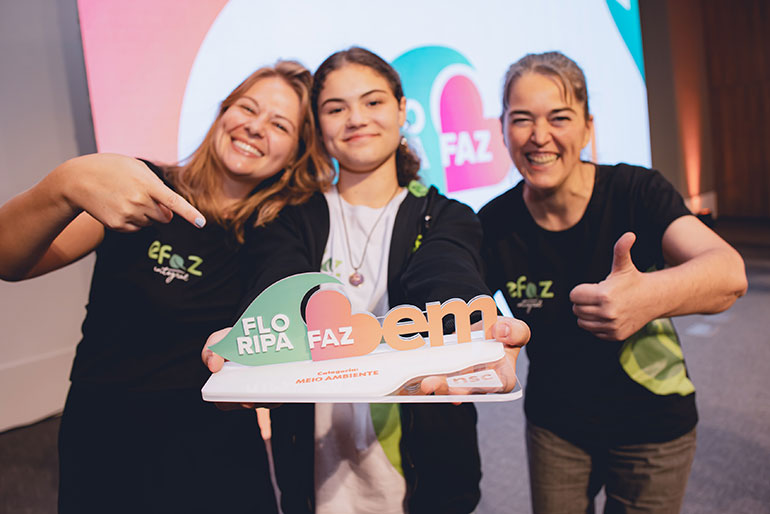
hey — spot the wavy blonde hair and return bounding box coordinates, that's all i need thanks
[165,60,332,242]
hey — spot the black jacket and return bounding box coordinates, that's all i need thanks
[246,185,489,513]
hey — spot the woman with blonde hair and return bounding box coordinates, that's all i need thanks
[0,60,330,514]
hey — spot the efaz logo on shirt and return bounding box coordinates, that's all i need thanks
[147,240,203,284]
[505,275,554,314]
[320,256,343,280]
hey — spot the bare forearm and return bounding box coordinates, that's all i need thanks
[0,163,81,280]
[2,153,204,281]
[646,246,747,319]
[570,224,748,341]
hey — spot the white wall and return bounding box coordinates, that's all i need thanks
[0,0,95,431]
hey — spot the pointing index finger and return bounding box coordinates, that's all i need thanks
[150,181,206,228]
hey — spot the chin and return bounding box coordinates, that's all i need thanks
[521,172,561,191]
[338,156,383,174]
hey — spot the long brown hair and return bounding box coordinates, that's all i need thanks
[166,60,332,242]
[312,47,421,186]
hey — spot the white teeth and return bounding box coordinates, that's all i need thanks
[233,140,263,156]
[527,153,558,164]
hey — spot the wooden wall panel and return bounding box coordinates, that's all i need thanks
[701,0,770,218]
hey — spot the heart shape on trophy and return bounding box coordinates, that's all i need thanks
[305,289,383,361]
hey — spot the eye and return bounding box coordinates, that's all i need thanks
[240,104,256,114]
[510,117,531,126]
[550,116,572,126]
[324,106,343,115]
[367,99,383,107]
[273,121,289,133]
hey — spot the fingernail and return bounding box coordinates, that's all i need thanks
[195,216,206,228]
[500,324,510,337]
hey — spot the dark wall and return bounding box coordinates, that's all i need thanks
[641,0,770,219]
[702,0,770,218]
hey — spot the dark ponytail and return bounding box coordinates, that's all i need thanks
[396,137,421,186]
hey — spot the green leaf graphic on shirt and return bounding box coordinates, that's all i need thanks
[169,254,185,269]
[370,403,404,476]
[619,317,695,396]
[407,180,429,198]
[209,273,341,366]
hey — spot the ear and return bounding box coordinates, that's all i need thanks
[398,96,407,127]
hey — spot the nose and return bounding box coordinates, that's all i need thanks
[530,119,550,146]
[244,113,268,137]
[346,105,367,128]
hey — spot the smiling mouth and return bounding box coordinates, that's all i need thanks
[232,139,264,157]
[526,152,558,165]
[344,133,377,142]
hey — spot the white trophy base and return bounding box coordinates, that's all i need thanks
[202,332,522,403]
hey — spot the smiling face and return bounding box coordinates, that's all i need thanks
[503,72,592,195]
[316,64,406,175]
[213,76,302,196]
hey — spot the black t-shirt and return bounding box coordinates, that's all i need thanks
[70,162,258,390]
[480,163,697,445]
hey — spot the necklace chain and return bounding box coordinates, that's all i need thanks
[336,184,400,286]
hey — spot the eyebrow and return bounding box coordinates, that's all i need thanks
[509,107,576,117]
[320,88,389,107]
[240,95,297,131]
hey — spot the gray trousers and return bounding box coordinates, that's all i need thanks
[526,421,696,514]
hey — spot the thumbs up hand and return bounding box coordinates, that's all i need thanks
[569,232,653,341]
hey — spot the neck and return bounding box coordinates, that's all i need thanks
[215,177,257,217]
[337,155,400,207]
[523,161,595,231]
[221,173,256,200]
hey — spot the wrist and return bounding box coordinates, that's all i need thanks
[48,157,87,217]
[639,269,680,320]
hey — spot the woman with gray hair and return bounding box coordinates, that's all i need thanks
[480,51,747,513]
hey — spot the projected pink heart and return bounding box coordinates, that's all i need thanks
[305,290,382,361]
[78,0,228,162]
[439,75,509,192]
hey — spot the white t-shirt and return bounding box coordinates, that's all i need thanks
[315,186,408,514]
